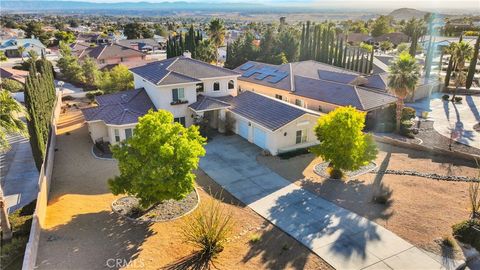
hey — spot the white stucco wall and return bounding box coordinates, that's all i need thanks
[231,112,320,155]
[87,121,109,143]
[201,76,238,97]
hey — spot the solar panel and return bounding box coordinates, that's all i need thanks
[267,73,288,83]
[242,69,259,78]
[240,62,255,71]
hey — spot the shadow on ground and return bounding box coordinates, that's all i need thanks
[37,211,155,270]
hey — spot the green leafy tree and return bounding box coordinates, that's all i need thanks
[99,64,134,93]
[278,29,299,62]
[17,46,26,62]
[311,106,378,178]
[0,90,28,150]
[23,21,51,46]
[208,18,225,65]
[81,56,101,88]
[195,39,217,63]
[108,110,206,208]
[387,52,421,133]
[54,31,76,44]
[57,42,84,84]
[123,22,153,39]
[371,16,392,37]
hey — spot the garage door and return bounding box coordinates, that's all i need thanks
[238,120,249,140]
[253,127,267,149]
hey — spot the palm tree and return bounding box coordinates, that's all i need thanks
[196,39,217,64]
[0,90,29,240]
[17,45,26,62]
[207,18,225,65]
[387,52,421,133]
[450,41,473,101]
[28,50,39,63]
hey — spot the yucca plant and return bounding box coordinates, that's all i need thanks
[469,160,480,220]
[181,199,233,262]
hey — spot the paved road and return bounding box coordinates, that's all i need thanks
[200,135,451,270]
[407,94,480,149]
[0,133,39,213]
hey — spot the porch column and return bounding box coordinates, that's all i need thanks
[218,109,226,133]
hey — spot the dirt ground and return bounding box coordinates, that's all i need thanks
[36,104,332,270]
[258,143,477,257]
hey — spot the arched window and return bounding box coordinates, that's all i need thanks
[228,80,235,89]
[213,82,220,91]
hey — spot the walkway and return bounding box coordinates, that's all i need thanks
[407,94,480,149]
[0,133,39,213]
[200,135,446,270]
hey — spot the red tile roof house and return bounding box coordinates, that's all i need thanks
[81,56,322,156]
[75,43,147,68]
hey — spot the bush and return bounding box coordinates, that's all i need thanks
[441,235,456,248]
[442,94,450,101]
[85,90,104,100]
[1,78,24,92]
[400,120,415,138]
[452,219,480,251]
[181,199,233,262]
[328,166,344,179]
[249,234,261,244]
[401,107,416,121]
[454,96,463,103]
[278,147,310,159]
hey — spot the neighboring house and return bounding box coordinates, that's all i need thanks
[0,28,25,40]
[234,60,397,125]
[0,67,29,84]
[373,32,409,46]
[116,38,162,53]
[0,38,46,57]
[76,43,146,67]
[82,56,321,155]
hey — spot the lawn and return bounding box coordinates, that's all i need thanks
[35,104,332,270]
[258,142,476,259]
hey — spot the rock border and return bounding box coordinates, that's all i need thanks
[313,162,377,180]
[91,145,115,161]
[370,169,479,182]
[111,187,200,223]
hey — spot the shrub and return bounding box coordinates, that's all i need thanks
[454,96,463,103]
[327,166,344,179]
[400,120,415,138]
[85,90,104,100]
[442,94,450,100]
[249,234,261,244]
[181,199,233,261]
[278,147,310,159]
[452,219,480,251]
[62,95,75,101]
[2,78,24,92]
[441,235,455,248]
[401,107,416,121]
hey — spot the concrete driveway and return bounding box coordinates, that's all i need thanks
[200,135,447,270]
[408,94,480,149]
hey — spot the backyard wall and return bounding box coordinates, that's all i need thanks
[22,93,62,270]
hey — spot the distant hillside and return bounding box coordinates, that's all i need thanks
[388,8,428,20]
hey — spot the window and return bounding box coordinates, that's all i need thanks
[120,57,125,62]
[99,59,105,64]
[196,83,204,93]
[295,129,307,144]
[318,105,323,112]
[174,117,186,127]
[114,129,120,142]
[275,94,283,100]
[213,82,220,91]
[228,80,235,89]
[295,99,304,107]
[125,128,133,139]
[172,88,185,102]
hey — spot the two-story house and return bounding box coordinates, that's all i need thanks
[82,56,321,155]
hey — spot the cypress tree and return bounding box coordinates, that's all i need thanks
[305,21,311,60]
[315,26,322,61]
[354,48,361,72]
[368,48,374,73]
[322,27,329,63]
[342,45,347,68]
[300,23,306,60]
[466,35,480,89]
[348,49,355,70]
[312,25,318,60]
[359,52,365,73]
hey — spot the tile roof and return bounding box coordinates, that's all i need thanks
[188,95,231,112]
[130,56,240,86]
[0,67,28,84]
[363,73,388,90]
[82,88,155,125]
[221,91,315,131]
[78,43,145,60]
[317,70,359,84]
[117,39,160,48]
[0,38,46,49]
[294,75,396,111]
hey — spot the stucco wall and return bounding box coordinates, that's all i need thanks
[201,76,238,97]
[87,121,108,143]
[238,80,340,113]
[107,124,137,145]
[232,112,320,155]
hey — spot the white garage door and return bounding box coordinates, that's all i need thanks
[253,127,267,149]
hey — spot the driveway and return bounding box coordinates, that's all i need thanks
[200,135,447,270]
[407,94,480,149]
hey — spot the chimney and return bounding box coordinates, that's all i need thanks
[183,51,191,58]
